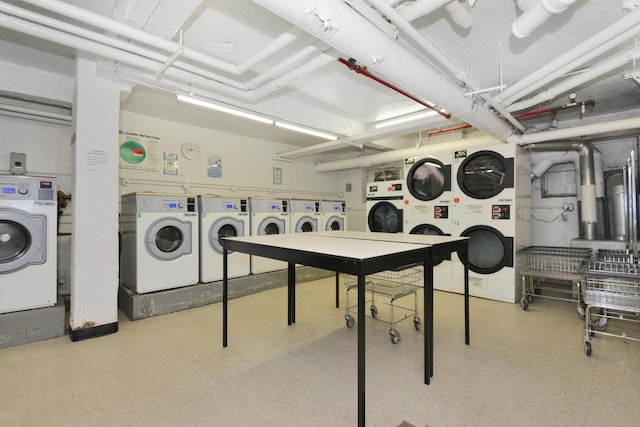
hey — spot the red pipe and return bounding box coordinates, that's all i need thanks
[514,108,552,119]
[337,57,452,119]
[428,123,472,136]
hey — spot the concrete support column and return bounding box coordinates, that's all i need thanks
[69,55,128,340]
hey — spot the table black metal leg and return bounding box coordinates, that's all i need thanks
[288,263,296,324]
[423,251,434,384]
[463,245,470,345]
[223,248,228,348]
[335,271,340,308]
[357,272,366,427]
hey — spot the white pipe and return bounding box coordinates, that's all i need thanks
[594,149,605,198]
[509,117,640,144]
[507,49,640,112]
[445,1,473,29]
[277,139,363,158]
[0,103,71,121]
[314,135,501,172]
[253,0,514,141]
[499,7,640,104]
[516,0,539,11]
[395,0,451,22]
[366,0,525,131]
[0,109,71,125]
[530,151,578,178]
[512,0,576,39]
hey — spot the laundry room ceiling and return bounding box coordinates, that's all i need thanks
[1,0,639,158]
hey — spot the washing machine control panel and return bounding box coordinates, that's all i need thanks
[492,204,510,220]
[0,178,56,200]
[434,205,449,219]
[158,196,196,212]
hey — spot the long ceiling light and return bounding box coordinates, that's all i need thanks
[274,121,338,140]
[374,110,441,129]
[177,94,273,125]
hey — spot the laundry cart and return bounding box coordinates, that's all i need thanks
[596,249,639,264]
[517,246,592,316]
[581,261,640,356]
[342,265,423,344]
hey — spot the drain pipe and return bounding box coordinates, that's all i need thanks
[526,142,598,240]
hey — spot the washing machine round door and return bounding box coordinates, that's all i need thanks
[0,211,46,273]
[210,218,244,254]
[407,158,451,201]
[409,224,448,265]
[326,216,344,231]
[457,151,513,199]
[295,217,317,232]
[458,225,513,274]
[258,217,285,235]
[368,202,403,233]
[146,218,192,261]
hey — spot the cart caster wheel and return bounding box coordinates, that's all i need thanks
[534,288,541,295]
[390,329,400,344]
[595,318,608,332]
[584,341,592,356]
[345,315,355,328]
[521,299,528,311]
[413,317,422,331]
[577,305,586,320]
[526,295,533,303]
[370,305,378,318]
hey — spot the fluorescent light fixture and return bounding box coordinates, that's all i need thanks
[374,110,441,129]
[274,121,338,140]
[177,94,273,125]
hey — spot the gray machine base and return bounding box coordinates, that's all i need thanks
[119,266,334,320]
[0,304,66,349]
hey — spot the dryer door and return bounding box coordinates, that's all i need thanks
[458,225,513,274]
[407,158,451,201]
[209,218,244,254]
[409,224,449,265]
[0,209,46,273]
[146,218,192,261]
[368,202,403,233]
[457,151,514,199]
[258,217,285,235]
[325,216,344,231]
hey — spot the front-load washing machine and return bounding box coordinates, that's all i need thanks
[198,195,250,283]
[366,179,404,233]
[451,143,531,302]
[249,197,290,274]
[0,176,57,314]
[403,153,454,291]
[289,198,321,233]
[321,200,347,231]
[120,193,199,294]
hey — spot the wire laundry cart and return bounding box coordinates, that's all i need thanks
[342,265,423,344]
[517,246,592,316]
[596,249,639,264]
[581,261,640,356]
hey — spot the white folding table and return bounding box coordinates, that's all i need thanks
[220,231,469,427]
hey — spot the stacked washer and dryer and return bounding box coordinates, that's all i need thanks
[120,193,200,294]
[365,179,404,233]
[403,153,455,292]
[451,144,531,303]
[0,176,57,313]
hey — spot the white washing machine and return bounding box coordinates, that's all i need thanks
[290,198,321,233]
[249,197,290,274]
[366,179,404,233]
[451,143,531,302]
[321,200,347,231]
[198,195,250,283]
[120,193,199,294]
[403,153,454,291]
[0,176,57,314]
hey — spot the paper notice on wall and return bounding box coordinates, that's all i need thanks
[118,130,161,173]
[86,148,109,173]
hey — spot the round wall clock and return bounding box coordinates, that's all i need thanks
[181,142,201,160]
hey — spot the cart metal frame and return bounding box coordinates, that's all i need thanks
[517,246,592,316]
[581,261,640,356]
[342,265,423,344]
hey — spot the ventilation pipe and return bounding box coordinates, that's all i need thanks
[526,142,599,240]
[445,0,473,29]
[394,0,450,21]
[252,0,514,141]
[512,0,576,39]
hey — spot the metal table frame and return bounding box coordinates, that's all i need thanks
[221,231,469,427]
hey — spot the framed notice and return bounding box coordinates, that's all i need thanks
[273,167,282,185]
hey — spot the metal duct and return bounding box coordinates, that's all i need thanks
[526,141,599,240]
[252,0,514,141]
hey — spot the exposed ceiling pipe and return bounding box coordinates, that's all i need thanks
[512,0,576,39]
[498,6,640,105]
[394,0,451,21]
[507,48,640,112]
[526,141,598,240]
[337,57,451,119]
[365,0,525,132]
[276,139,363,158]
[530,150,578,179]
[508,116,640,144]
[253,0,515,141]
[444,0,473,29]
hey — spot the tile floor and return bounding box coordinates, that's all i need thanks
[2,276,640,426]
